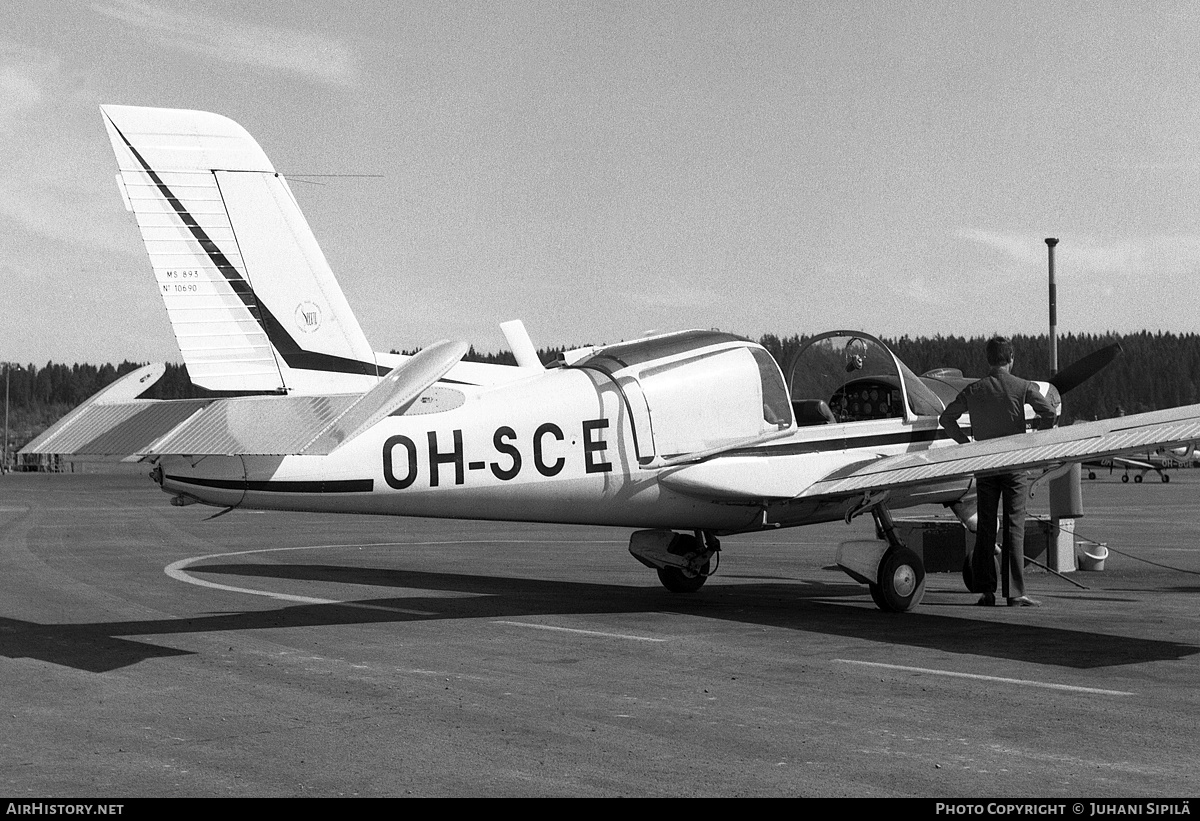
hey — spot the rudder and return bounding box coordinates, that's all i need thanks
[102,105,380,395]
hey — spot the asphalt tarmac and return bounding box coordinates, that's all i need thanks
[1,467,1197,797]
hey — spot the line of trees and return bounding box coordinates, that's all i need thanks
[5,331,1200,451]
[2,360,213,410]
[2,361,203,451]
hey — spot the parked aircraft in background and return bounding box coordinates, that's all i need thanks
[1085,445,1196,483]
[23,106,1200,612]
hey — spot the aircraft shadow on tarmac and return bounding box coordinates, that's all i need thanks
[1,562,1195,673]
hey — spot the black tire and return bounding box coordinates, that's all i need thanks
[1134,474,1143,483]
[868,582,888,610]
[1088,471,1096,480]
[875,547,926,612]
[1122,474,1129,483]
[962,555,976,593]
[1163,474,1171,483]
[963,549,1000,595]
[657,564,709,593]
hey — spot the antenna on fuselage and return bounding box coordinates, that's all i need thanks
[500,320,545,370]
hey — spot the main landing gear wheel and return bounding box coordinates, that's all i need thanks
[1122,474,1130,483]
[656,563,710,593]
[1134,474,1143,483]
[869,547,926,612]
[1163,474,1171,483]
[962,551,999,595]
[629,530,719,593]
[847,502,929,612]
[868,581,889,610]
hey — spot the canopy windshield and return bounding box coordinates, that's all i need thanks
[786,332,944,423]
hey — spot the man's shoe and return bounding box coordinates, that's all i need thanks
[975,593,996,606]
[1007,596,1041,607]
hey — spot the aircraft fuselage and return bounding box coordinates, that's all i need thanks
[156,360,970,534]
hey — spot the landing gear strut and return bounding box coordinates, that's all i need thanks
[868,505,926,612]
[836,497,927,612]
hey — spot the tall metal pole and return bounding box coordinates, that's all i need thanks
[3,363,9,473]
[1046,238,1059,376]
[1043,237,1081,573]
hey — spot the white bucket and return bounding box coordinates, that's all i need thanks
[1077,542,1108,571]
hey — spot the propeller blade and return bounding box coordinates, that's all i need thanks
[1050,342,1123,394]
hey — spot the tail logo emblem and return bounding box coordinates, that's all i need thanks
[295,301,322,333]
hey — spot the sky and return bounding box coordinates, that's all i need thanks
[5,1,1200,366]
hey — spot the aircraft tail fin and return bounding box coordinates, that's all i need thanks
[101,105,380,395]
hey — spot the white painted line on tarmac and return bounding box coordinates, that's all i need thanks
[492,620,666,642]
[167,538,625,614]
[336,601,438,616]
[834,659,1136,696]
[166,544,436,615]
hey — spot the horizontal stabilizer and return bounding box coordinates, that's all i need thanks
[302,340,470,454]
[21,343,470,459]
[19,365,193,458]
[92,363,167,403]
[148,394,356,455]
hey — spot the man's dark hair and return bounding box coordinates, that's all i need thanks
[986,336,1014,366]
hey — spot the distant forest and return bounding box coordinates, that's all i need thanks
[4,331,1198,450]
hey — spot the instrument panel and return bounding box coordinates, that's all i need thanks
[831,379,904,422]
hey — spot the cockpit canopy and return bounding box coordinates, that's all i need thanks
[574,331,792,459]
[785,332,945,425]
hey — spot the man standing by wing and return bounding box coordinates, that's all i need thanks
[939,337,1057,607]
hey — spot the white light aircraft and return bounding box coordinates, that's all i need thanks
[23,106,1200,612]
[1085,445,1196,483]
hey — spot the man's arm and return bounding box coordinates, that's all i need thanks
[1026,382,1057,431]
[938,393,972,444]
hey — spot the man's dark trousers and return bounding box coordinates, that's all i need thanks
[972,471,1033,599]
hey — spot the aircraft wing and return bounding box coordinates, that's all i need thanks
[20,341,468,460]
[795,403,1200,501]
[1107,455,1154,470]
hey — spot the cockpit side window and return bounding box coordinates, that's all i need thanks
[750,347,794,428]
